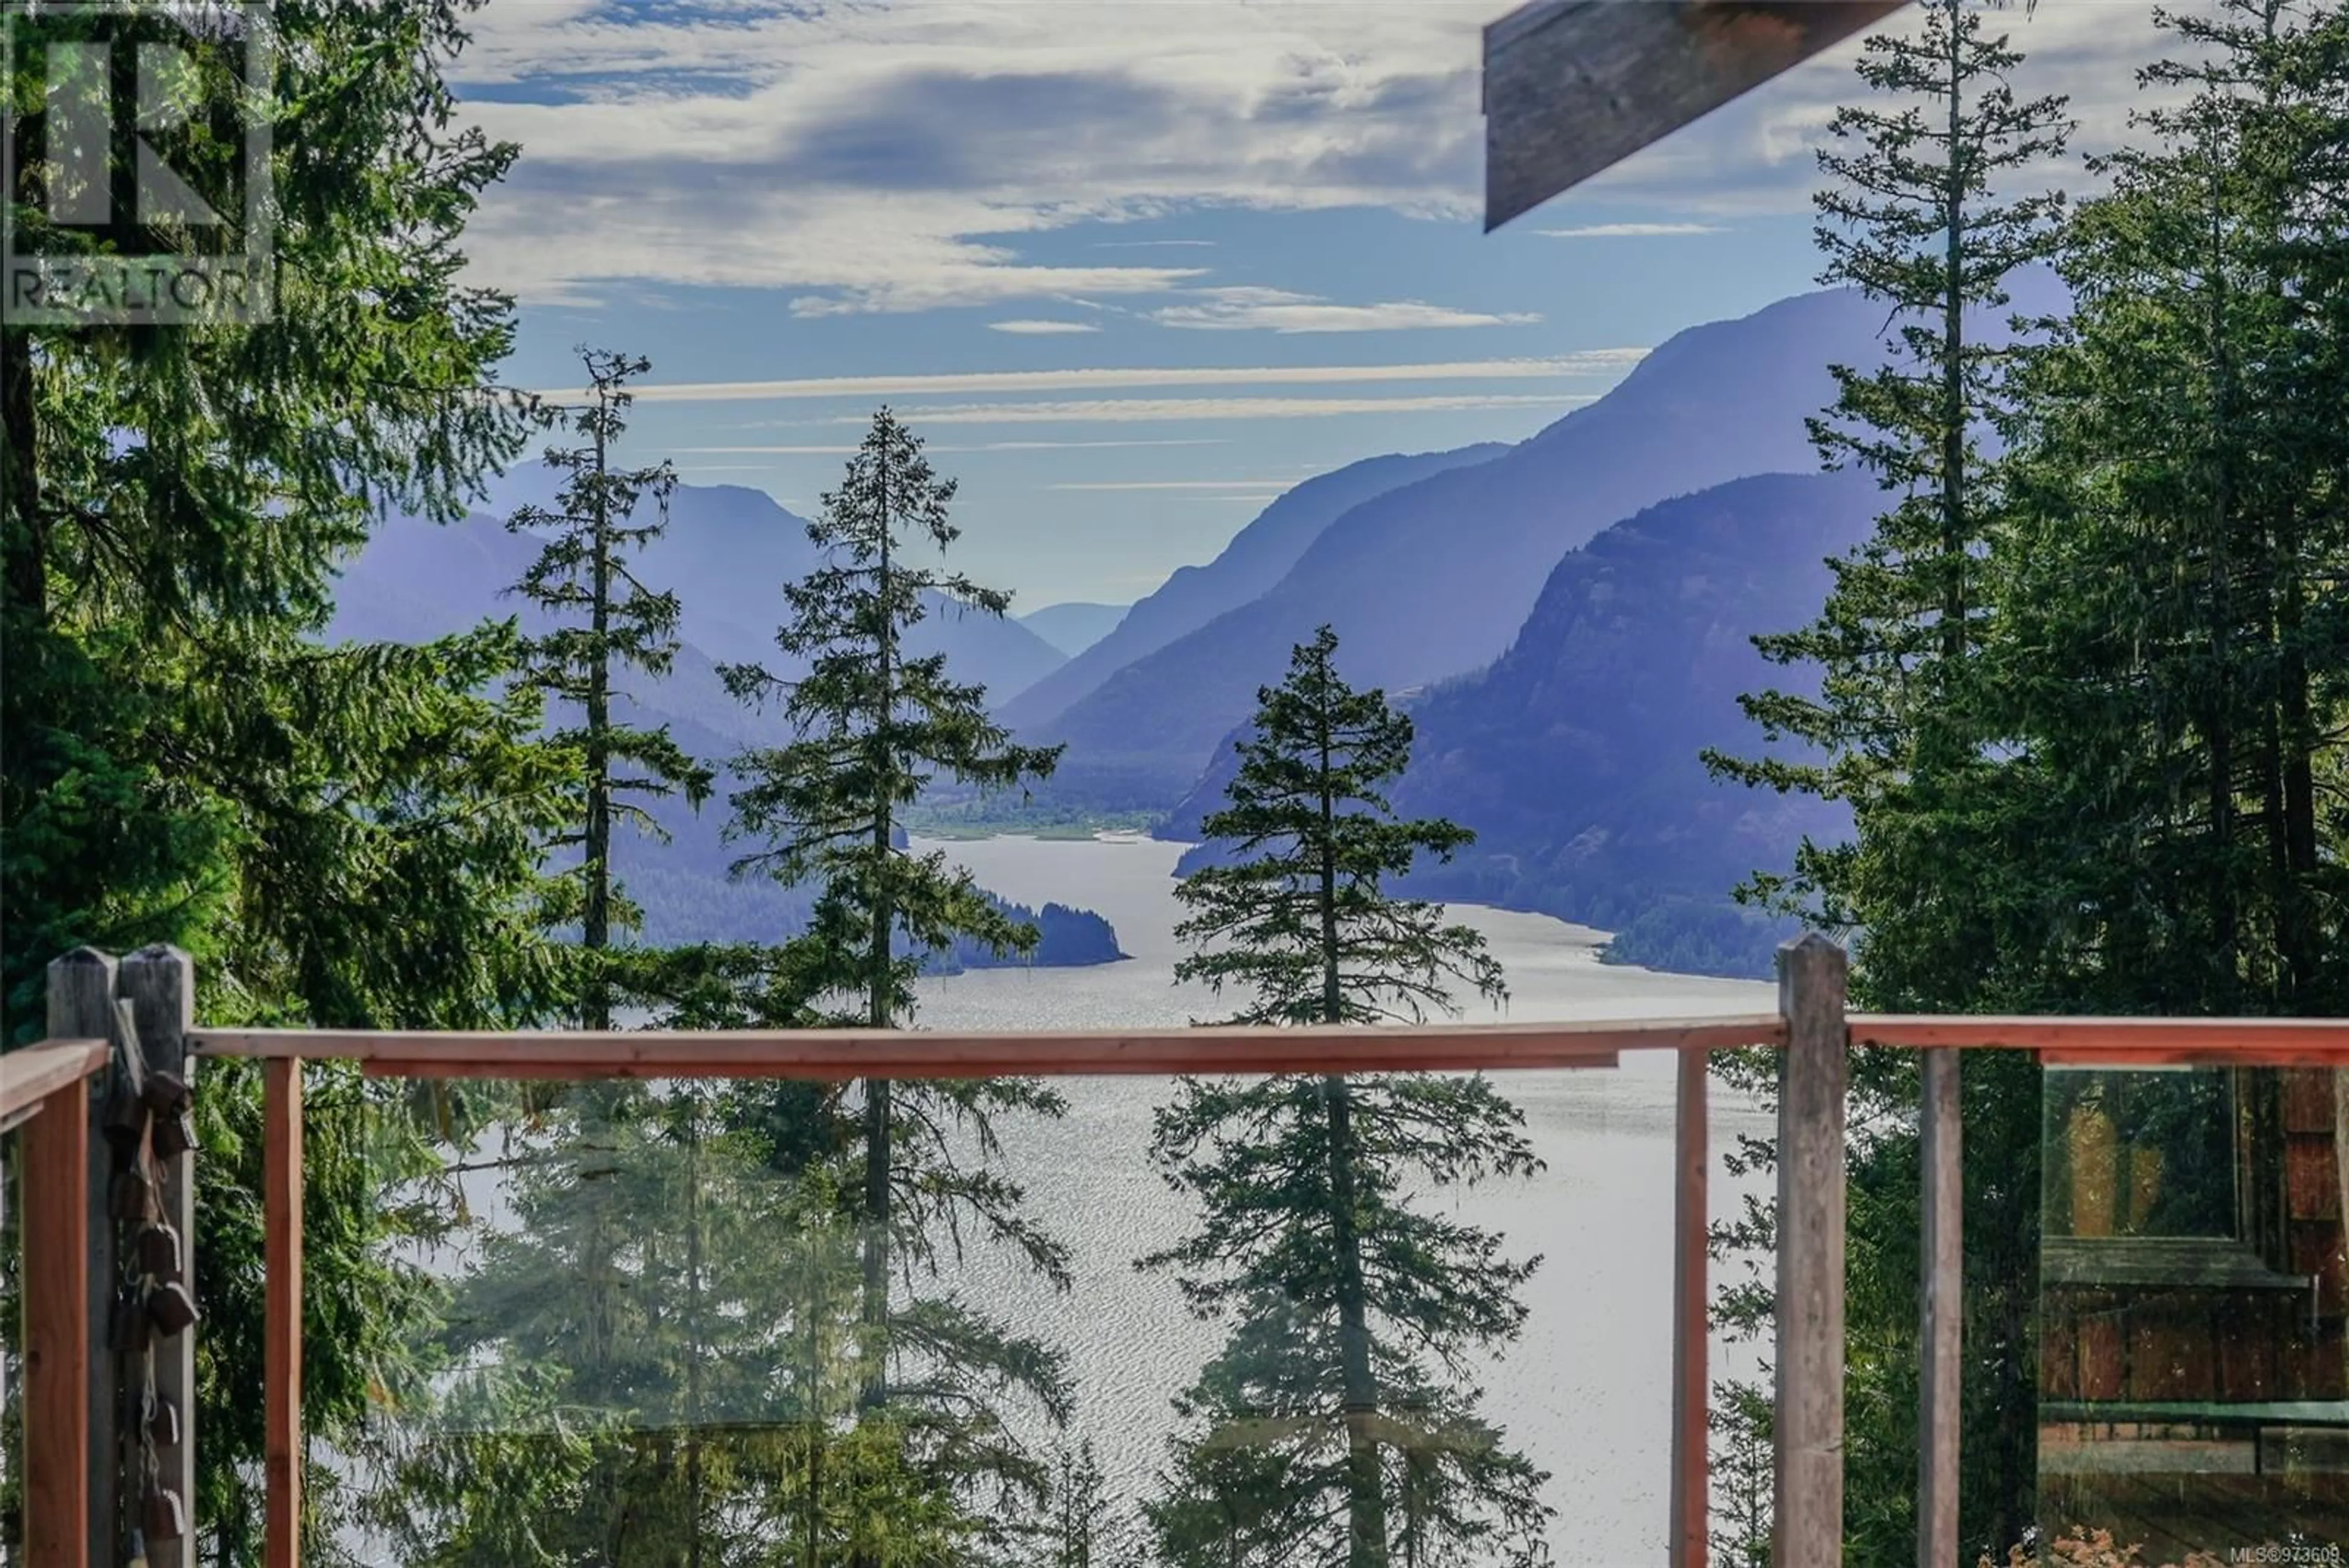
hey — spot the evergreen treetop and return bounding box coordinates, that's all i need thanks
[1175,626,1503,1027]
[1149,626,1546,1568]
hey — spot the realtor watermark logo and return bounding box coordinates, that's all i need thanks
[2,1,275,324]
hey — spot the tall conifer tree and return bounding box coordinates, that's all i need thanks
[506,347,713,1028]
[721,407,1074,1558]
[1992,0,2349,1020]
[0,1,581,1552]
[1709,0,2071,997]
[1146,627,1548,1568]
[1704,2,2073,1553]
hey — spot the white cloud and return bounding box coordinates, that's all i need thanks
[678,437,1233,453]
[450,0,2178,306]
[1044,480,1294,491]
[539,352,1644,404]
[1539,222,1726,238]
[1151,286,1537,333]
[453,0,1489,308]
[848,392,1598,424]
[989,319,1104,334]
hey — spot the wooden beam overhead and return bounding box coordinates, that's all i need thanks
[1483,0,1910,229]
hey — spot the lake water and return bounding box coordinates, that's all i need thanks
[908,833,1778,1566]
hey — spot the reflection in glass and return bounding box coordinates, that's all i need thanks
[315,1060,1689,1568]
[338,1077,1082,1566]
[2046,1071,2236,1241]
[2038,1067,2349,1566]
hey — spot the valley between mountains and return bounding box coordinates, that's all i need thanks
[339,278,2055,978]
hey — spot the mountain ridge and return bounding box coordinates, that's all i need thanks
[1031,286,1906,798]
[1019,602,1130,658]
[998,442,1510,729]
[1162,467,1883,974]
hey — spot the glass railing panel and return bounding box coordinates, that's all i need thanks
[308,1057,1767,1567]
[2039,1065,2349,1565]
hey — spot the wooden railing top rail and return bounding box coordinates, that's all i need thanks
[0,1036,109,1129]
[185,1010,2349,1078]
[73,935,2349,1568]
[188,1014,1779,1078]
[1849,1013,2349,1066]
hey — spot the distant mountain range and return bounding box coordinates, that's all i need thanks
[1015,288,1902,800]
[1015,277,2066,808]
[336,473,1072,730]
[1018,602,1129,658]
[326,473,1121,969]
[1390,469,1879,975]
[996,444,1508,735]
[327,277,2072,979]
[1161,469,1879,974]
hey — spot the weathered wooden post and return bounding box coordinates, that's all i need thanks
[1773,932,1847,1568]
[1671,1044,1711,1568]
[50,946,120,1562]
[122,945,199,1566]
[1918,1048,1962,1567]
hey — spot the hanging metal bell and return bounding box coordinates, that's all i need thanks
[143,1486,187,1542]
[112,1167,155,1223]
[150,1393,180,1448]
[138,1222,182,1278]
[146,1279,198,1337]
[111,1291,152,1354]
[141,1070,190,1117]
[151,1110,198,1159]
[103,1082,150,1159]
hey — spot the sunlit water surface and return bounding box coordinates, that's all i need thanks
[905,834,1778,1566]
[370,834,1775,1566]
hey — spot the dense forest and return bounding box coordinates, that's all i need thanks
[1702,1,2349,1563]
[2,0,2343,1564]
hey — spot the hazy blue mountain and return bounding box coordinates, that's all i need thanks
[1034,288,1909,798]
[1164,470,1881,973]
[997,444,1508,731]
[1166,463,1873,815]
[603,472,1069,700]
[1019,601,1129,658]
[325,488,1118,967]
[335,469,1069,710]
[1191,469,1880,979]
[324,507,542,648]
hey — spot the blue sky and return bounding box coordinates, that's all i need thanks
[450,1,2175,608]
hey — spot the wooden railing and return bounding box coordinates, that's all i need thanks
[2,1035,110,1568]
[20,934,2349,1568]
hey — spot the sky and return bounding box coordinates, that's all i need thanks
[450,0,2183,609]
